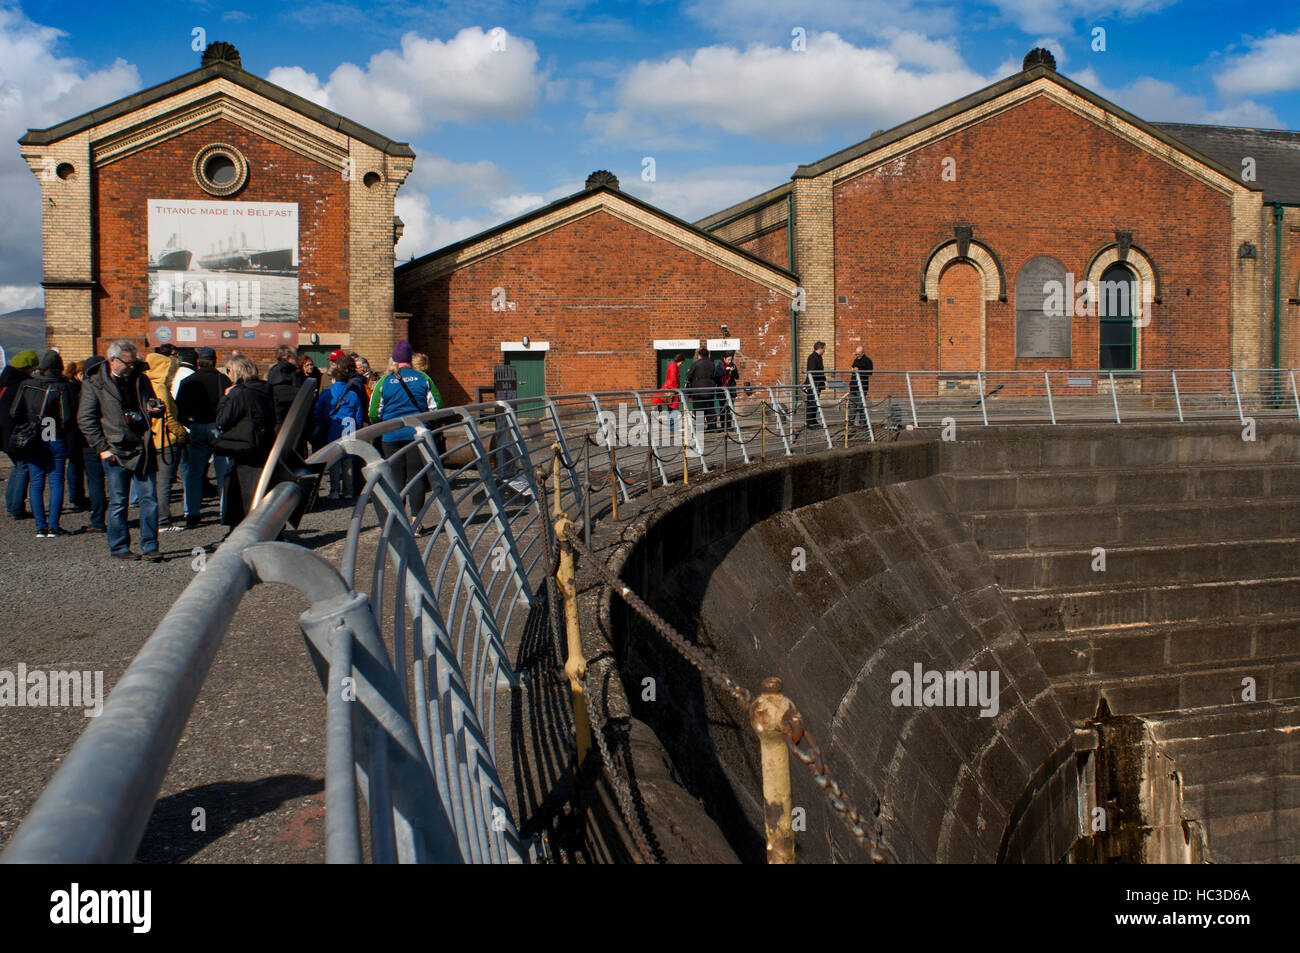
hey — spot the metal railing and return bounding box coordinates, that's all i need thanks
[4,368,1294,864]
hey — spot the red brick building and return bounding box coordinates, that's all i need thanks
[395,174,798,404]
[19,42,413,367]
[701,49,1297,379]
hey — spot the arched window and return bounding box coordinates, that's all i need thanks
[1099,263,1136,370]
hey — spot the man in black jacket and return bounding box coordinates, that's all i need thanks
[805,341,826,428]
[1,349,38,519]
[685,347,719,432]
[266,345,306,428]
[176,347,232,529]
[78,339,163,561]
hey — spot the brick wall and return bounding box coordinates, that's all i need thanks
[399,209,793,403]
[832,96,1237,373]
[736,224,790,271]
[92,118,349,364]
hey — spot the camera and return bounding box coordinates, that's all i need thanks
[145,398,165,419]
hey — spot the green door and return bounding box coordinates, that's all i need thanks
[656,350,675,390]
[299,346,332,373]
[506,351,546,416]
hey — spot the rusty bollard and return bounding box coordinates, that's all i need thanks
[554,512,592,765]
[750,677,795,864]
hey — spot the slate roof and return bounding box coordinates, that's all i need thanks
[18,61,414,158]
[1155,123,1300,204]
[396,184,798,282]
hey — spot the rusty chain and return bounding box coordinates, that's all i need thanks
[562,524,894,863]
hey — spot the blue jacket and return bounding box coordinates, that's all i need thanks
[369,368,439,443]
[313,381,363,442]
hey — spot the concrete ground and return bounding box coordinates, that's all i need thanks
[0,453,359,862]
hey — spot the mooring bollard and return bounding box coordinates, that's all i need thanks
[750,676,795,864]
[555,513,592,765]
[608,444,619,521]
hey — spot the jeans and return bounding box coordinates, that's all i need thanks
[66,446,87,504]
[82,449,107,529]
[105,457,159,555]
[183,423,229,520]
[5,453,29,516]
[25,438,68,531]
[381,438,426,523]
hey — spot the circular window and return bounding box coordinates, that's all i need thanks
[193,143,248,196]
[362,171,383,189]
[55,162,75,181]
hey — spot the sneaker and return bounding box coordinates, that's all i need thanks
[159,524,184,533]
[143,552,164,563]
[47,527,71,537]
[111,551,140,561]
[35,529,49,539]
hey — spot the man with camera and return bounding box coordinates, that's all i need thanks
[77,339,165,561]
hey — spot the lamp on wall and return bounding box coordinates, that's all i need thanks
[1239,242,1258,260]
[522,335,531,348]
[309,332,319,345]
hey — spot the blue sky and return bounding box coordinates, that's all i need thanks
[2,0,1298,311]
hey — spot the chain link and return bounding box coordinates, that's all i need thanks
[563,525,893,863]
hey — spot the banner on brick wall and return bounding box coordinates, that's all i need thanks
[146,199,299,348]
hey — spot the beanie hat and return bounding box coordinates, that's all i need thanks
[83,355,106,375]
[38,350,63,373]
[10,349,38,370]
[197,346,217,362]
[392,339,413,364]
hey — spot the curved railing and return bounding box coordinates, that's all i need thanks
[3,368,1296,864]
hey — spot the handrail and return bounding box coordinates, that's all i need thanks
[5,367,1297,864]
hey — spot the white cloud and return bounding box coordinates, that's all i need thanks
[0,285,43,313]
[1215,30,1300,98]
[221,11,252,22]
[0,8,141,290]
[623,164,795,223]
[413,156,514,206]
[990,0,1178,35]
[1074,68,1281,127]
[267,27,545,139]
[587,31,989,145]
[394,179,579,260]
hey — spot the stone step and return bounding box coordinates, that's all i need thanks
[1147,698,1300,742]
[938,426,1300,475]
[942,463,1300,514]
[1008,575,1300,634]
[1048,656,1300,722]
[1027,613,1300,681]
[966,499,1300,553]
[990,537,1300,591]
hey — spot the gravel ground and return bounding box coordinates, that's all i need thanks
[0,453,360,862]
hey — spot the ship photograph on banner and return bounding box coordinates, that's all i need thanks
[147,199,299,348]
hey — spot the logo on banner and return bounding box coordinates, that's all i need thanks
[177,326,196,342]
[154,326,172,342]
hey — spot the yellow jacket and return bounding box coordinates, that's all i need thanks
[143,352,188,455]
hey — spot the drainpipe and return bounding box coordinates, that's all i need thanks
[788,193,798,385]
[1274,203,1284,392]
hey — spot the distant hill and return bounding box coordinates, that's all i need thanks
[0,309,45,362]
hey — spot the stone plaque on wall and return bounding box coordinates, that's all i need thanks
[1015,255,1071,358]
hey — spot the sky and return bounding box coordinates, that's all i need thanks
[1,0,1298,313]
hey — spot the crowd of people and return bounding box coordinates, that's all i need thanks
[0,338,440,560]
[654,344,873,433]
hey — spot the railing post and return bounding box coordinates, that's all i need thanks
[1044,372,1056,425]
[1291,370,1300,420]
[905,372,919,429]
[761,401,766,461]
[1109,371,1121,423]
[583,440,591,547]
[1231,369,1245,424]
[554,513,591,766]
[750,677,795,865]
[1171,370,1184,423]
[844,389,850,448]
[608,444,620,521]
[977,371,989,426]
[682,405,689,486]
